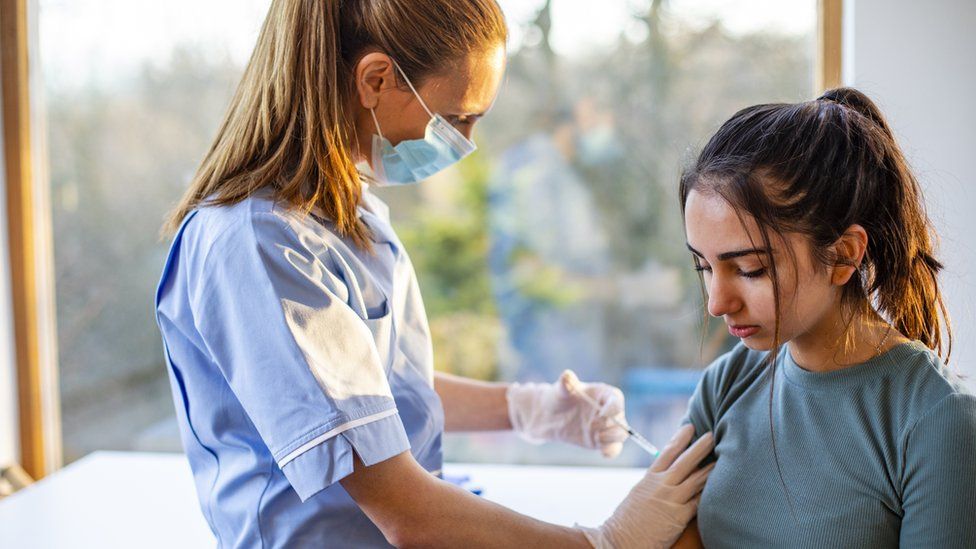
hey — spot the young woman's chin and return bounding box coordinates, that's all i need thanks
[737,332,776,351]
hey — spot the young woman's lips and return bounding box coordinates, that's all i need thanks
[728,325,760,338]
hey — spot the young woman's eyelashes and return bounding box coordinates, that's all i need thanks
[693,263,767,279]
[687,244,771,281]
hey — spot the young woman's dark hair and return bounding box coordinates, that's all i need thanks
[680,87,952,364]
[679,88,952,524]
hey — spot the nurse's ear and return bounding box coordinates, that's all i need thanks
[354,52,397,110]
[830,224,869,286]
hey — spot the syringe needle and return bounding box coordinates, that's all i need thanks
[560,370,660,457]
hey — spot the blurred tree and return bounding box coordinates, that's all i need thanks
[395,154,504,380]
[48,47,242,458]
[477,1,811,372]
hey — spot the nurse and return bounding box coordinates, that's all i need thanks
[155,0,712,547]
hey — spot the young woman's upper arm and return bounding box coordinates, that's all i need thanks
[900,393,976,547]
[682,350,738,439]
[671,518,705,549]
[683,370,717,438]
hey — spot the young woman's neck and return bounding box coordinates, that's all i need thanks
[788,306,905,373]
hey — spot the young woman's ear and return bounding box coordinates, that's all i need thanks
[831,224,869,286]
[354,52,396,110]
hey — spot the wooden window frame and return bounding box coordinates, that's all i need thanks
[817,0,844,92]
[2,0,61,480]
[2,0,842,479]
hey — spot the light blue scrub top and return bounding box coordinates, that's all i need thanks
[155,188,444,548]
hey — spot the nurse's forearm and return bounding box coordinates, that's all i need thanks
[434,372,512,432]
[341,452,591,548]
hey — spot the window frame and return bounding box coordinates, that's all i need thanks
[817,0,844,92]
[2,0,61,480]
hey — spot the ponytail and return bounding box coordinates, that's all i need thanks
[823,88,952,362]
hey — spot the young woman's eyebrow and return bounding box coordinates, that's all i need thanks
[686,243,771,261]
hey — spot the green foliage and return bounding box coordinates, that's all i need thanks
[397,154,496,318]
[504,246,583,308]
[392,154,504,379]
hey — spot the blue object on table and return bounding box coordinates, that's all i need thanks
[443,473,484,496]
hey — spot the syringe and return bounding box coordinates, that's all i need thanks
[560,370,660,457]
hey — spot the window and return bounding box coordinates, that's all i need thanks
[377,0,816,465]
[35,0,815,465]
[39,0,273,461]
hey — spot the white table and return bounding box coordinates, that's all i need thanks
[0,451,644,548]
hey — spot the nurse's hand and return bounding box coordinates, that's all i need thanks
[506,369,629,458]
[576,425,714,549]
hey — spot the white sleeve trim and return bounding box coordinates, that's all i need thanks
[277,408,399,467]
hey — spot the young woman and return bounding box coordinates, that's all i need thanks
[677,87,976,547]
[155,0,712,547]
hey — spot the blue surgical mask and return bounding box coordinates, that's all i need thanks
[369,61,477,186]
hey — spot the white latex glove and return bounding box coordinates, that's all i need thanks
[576,424,715,549]
[506,370,629,458]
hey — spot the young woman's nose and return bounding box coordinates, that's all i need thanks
[707,274,742,318]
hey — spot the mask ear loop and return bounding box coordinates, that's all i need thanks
[390,58,436,119]
[391,57,477,152]
[369,107,385,140]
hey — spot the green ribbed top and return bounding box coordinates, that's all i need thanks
[684,340,976,548]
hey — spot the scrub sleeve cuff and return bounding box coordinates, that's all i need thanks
[279,410,411,502]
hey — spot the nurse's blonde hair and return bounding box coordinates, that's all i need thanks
[163,0,507,248]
